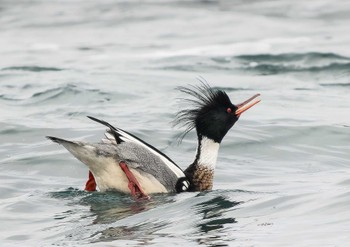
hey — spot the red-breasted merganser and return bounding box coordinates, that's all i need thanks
[47,83,260,199]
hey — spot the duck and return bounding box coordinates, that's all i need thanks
[47,83,260,199]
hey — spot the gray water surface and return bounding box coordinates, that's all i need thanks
[1,1,350,246]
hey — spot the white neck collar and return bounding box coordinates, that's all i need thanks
[196,136,220,170]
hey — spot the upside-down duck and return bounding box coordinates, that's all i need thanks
[47,83,260,199]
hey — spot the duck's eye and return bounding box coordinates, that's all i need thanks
[226,108,232,114]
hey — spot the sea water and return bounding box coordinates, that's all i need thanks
[0,1,350,246]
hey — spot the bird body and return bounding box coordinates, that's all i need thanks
[47,116,189,195]
[47,83,260,198]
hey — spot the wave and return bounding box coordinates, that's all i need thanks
[235,52,349,63]
[235,52,350,75]
[155,52,350,75]
[320,82,350,87]
[0,83,113,106]
[2,66,64,72]
[22,84,83,105]
[242,62,350,75]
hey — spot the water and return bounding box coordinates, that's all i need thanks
[1,0,350,246]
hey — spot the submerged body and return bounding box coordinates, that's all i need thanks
[47,83,260,198]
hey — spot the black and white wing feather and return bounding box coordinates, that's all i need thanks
[87,116,188,191]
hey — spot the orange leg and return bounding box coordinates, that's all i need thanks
[85,171,97,191]
[119,161,149,200]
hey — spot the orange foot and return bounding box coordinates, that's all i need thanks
[119,161,150,200]
[85,171,97,191]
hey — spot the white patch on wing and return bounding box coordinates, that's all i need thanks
[101,138,112,144]
[198,137,220,169]
[113,128,185,178]
[120,136,129,142]
[104,131,117,144]
[184,180,190,188]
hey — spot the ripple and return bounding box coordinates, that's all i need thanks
[234,52,350,75]
[2,66,64,72]
[0,83,114,106]
[154,52,350,75]
[320,82,350,87]
[195,195,240,233]
[235,52,349,63]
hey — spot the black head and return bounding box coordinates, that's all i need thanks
[174,82,261,143]
[174,83,238,143]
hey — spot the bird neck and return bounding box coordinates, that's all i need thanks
[184,135,220,191]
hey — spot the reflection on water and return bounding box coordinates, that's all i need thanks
[51,188,175,222]
[50,189,242,245]
[193,193,240,246]
[91,221,170,244]
[50,188,175,244]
